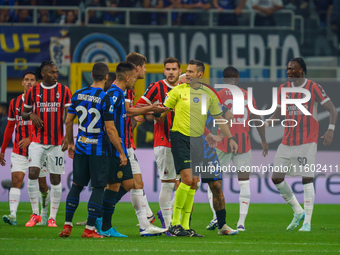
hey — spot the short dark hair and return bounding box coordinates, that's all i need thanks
[290,57,307,75]
[163,57,180,68]
[223,66,239,79]
[116,61,136,80]
[108,72,116,82]
[23,71,37,80]
[188,59,205,74]
[126,52,147,67]
[35,61,56,80]
[92,62,109,82]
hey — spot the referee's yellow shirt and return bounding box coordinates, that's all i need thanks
[164,83,222,137]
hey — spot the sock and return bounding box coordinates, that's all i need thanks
[143,191,154,219]
[116,186,128,203]
[87,187,105,227]
[49,183,62,220]
[275,181,303,214]
[28,179,40,215]
[303,183,314,225]
[181,188,196,230]
[9,188,21,218]
[159,182,175,228]
[171,191,176,209]
[172,183,190,226]
[101,189,118,231]
[238,180,250,227]
[130,189,149,229]
[216,209,226,229]
[207,186,216,219]
[65,184,82,223]
[40,190,49,217]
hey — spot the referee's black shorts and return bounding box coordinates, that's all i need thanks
[73,153,110,188]
[170,131,204,175]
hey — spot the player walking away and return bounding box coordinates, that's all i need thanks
[22,61,72,227]
[163,60,238,237]
[206,66,268,231]
[135,57,182,231]
[269,57,337,231]
[59,63,124,238]
[0,71,49,226]
[99,62,167,237]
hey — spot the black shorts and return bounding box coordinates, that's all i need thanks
[170,131,204,175]
[200,158,222,183]
[108,155,133,183]
[73,154,110,188]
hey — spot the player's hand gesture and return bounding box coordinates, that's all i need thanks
[68,143,75,159]
[61,137,68,152]
[261,141,269,157]
[151,104,169,114]
[229,139,238,155]
[0,153,6,166]
[119,154,127,167]
[321,129,334,146]
[30,113,44,129]
[18,138,31,149]
[133,116,145,123]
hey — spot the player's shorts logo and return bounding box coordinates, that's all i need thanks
[193,97,199,103]
[73,33,126,63]
[117,171,123,179]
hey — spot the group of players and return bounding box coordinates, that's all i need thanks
[0,53,337,238]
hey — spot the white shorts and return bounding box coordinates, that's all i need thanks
[216,149,252,172]
[11,152,47,177]
[28,142,65,175]
[127,147,141,175]
[154,146,177,181]
[273,142,317,177]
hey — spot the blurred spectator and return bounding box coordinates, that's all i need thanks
[213,0,247,26]
[137,115,154,148]
[283,0,309,18]
[252,0,283,26]
[0,102,12,148]
[15,0,36,5]
[103,0,124,25]
[55,0,80,24]
[59,10,78,24]
[181,0,211,26]
[140,0,163,25]
[331,0,340,46]
[86,4,103,24]
[0,9,11,22]
[11,9,32,22]
[38,9,56,23]
[163,0,181,25]
[313,0,333,28]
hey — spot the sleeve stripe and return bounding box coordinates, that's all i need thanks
[64,103,71,107]
[141,96,151,105]
[320,98,330,105]
[125,99,131,103]
[7,118,15,121]
[24,104,33,108]
[211,112,223,117]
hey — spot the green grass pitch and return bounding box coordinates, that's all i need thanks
[0,202,339,254]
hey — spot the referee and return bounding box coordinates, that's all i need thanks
[162,60,238,237]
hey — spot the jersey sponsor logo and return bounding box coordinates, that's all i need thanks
[193,97,199,103]
[78,136,98,144]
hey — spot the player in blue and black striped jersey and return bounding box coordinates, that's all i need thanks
[202,104,239,235]
[59,62,126,239]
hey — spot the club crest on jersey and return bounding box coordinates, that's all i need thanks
[193,97,199,103]
[56,92,60,99]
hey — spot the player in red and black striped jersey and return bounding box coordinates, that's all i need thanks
[0,71,49,226]
[269,58,338,231]
[136,57,182,229]
[22,61,72,227]
[205,66,268,232]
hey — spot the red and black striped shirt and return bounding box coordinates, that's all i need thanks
[125,88,136,150]
[7,94,31,156]
[24,82,72,145]
[217,87,255,154]
[136,80,175,148]
[278,79,329,146]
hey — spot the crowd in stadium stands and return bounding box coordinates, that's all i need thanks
[0,0,337,28]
